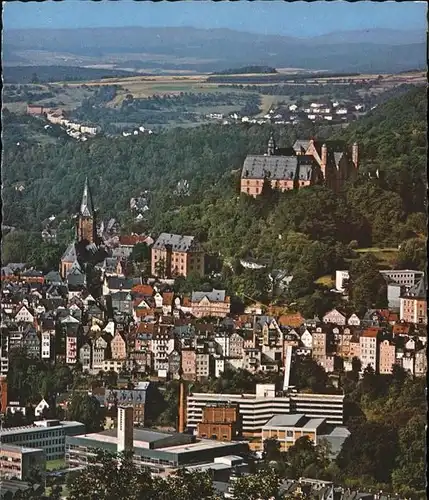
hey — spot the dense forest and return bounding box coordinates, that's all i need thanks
[3,65,140,84]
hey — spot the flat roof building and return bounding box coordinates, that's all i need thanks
[0,444,45,481]
[0,420,85,461]
[262,414,327,452]
[66,427,249,476]
[187,385,344,439]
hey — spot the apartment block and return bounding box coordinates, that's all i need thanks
[0,445,45,481]
[359,330,379,372]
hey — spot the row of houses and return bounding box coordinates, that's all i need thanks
[1,271,426,381]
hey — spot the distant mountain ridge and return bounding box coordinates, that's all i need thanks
[3,26,426,73]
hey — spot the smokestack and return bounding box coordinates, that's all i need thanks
[321,143,328,166]
[117,405,133,453]
[178,381,186,433]
[283,345,293,391]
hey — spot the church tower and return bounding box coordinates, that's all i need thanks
[77,178,96,243]
[267,133,277,156]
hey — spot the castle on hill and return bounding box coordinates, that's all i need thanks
[240,134,359,196]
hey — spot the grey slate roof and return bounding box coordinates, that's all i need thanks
[107,276,139,291]
[44,271,63,284]
[403,277,426,299]
[80,178,94,217]
[153,233,198,252]
[334,151,345,167]
[242,155,298,180]
[292,139,310,154]
[191,289,226,303]
[61,243,77,263]
[263,414,306,427]
[105,388,148,405]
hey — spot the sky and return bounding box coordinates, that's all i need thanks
[3,1,426,36]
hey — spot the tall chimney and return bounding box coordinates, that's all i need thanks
[178,381,186,433]
[117,405,134,453]
[321,143,328,166]
[352,142,359,169]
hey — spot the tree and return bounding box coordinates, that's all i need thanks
[397,237,426,271]
[348,253,387,313]
[290,356,331,393]
[391,415,426,494]
[286,436,329,478]
[336,421,398,484]
[263,438,282,462]
[232,466,282,500]
[130,242,150,262]
[67,450,156,500]
[67,392,104,432]
[67,451,220,500]
[154,257,167,278]
[286,268,315,301]
[155,468,220,500]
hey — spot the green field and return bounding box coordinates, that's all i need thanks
[351,247,399,268]
[46,458,66,471]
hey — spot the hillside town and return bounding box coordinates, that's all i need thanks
[0,178,426,498]
[1,1,427,498]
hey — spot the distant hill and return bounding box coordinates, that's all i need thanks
[216,65,278,75]
[3,65,142,84]
[3,26,426,74]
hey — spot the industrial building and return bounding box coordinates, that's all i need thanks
[66,406,249,476]
[186,384,344,439]
[197,404,241,441]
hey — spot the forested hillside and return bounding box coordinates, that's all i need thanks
[2,88,426,305]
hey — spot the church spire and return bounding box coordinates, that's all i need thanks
[267,132,276,156]
[80,177,94,217]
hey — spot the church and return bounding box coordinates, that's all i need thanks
[60,179,108,284]
[240,134,359,196]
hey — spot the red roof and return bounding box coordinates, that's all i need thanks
[362,327,381,338]
[162,292,174,306]
[136,323,155,334]
[278,313,305,328]
[119,235,150,246]
[132,284,154,296]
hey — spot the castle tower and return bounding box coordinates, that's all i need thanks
[352,142,359,169]
[267,133,276,156]
[320,143,328,182]
[117,405,134,453]
[77,177,96,243]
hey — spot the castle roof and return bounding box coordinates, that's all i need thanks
[241,155,315,181]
